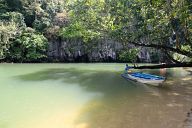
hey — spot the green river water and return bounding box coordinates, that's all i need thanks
[0,63,192,128]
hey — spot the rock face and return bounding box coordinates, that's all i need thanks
[184,109,192,128]
[47,38,122,62]
[47,38,157,62]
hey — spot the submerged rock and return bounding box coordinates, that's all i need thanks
[184,109,192,128]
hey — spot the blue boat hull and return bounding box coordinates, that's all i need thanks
[121,72,165,85]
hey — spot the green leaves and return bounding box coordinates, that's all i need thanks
[0,12,25,59]
[60,0,109,43]
[8,29,48,62]
[59,22,100,43]
[33,17,51,32]
[119,48,139,62]
[0,0,191,62]
[60,22,84,39]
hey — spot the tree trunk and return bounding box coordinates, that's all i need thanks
[133,63,192,69]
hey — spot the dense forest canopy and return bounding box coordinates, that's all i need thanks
[0,0,191,63]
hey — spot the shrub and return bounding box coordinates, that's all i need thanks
[118,48,139,62]
[8,28,48,62]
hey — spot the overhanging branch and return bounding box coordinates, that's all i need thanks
[129,41,192,57]
[164,51,182,64]
[133,63,192,69]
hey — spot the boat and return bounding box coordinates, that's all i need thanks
[121,72,166,85]
[121,64,166,85]
[121,72,165,85]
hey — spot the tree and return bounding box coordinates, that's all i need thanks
[0,0,191,63]
[63,0,113,42]
[8,28,48,62]
[108,0,192,63]
[0,12,25,59]
[0,0,9,13]
[118,48,139,62]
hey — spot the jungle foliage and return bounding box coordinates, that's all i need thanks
[0,0,191,63]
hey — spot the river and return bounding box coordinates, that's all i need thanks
[0,63,192,128]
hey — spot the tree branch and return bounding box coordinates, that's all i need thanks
[129,41,192,57]
[133,63,192,69]
[164,51,183,64]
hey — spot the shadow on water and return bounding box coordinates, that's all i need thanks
[17,68,146,98]
[15,67,192,128]
[16,67,192,103]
